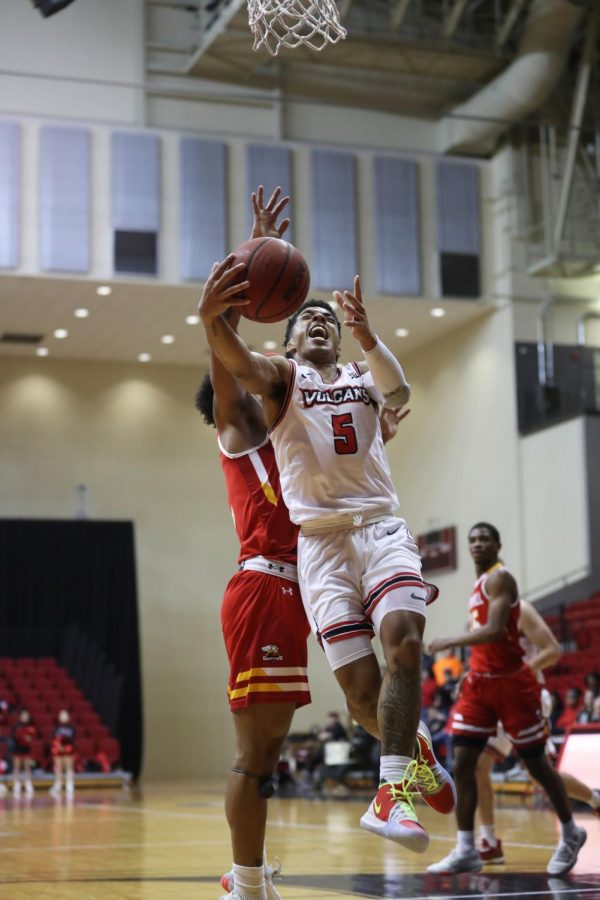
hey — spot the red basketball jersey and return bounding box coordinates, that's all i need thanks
[468,563,524,674]
[219,436,298,565]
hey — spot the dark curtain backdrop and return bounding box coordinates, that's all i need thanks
[0,519,142,778]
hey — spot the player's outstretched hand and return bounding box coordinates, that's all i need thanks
[251,185,290,240]
[379,407,410,444]
[197,255,250,325]
[334,275,377,351]
[427,637,449,656]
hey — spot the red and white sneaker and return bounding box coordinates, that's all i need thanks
[478,837,505,864]
[360,760,429,853]
[414,720,457,815]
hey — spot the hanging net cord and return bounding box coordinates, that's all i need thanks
[247,0,347,55]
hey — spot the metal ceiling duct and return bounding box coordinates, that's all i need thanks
[439,0,585,157]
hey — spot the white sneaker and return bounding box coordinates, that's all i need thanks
[220,859,281,899]
[49,782,62,796]
[25,782,34,797]
[427,847,483,874]
[547,827,587,876]
[12,782,21,797]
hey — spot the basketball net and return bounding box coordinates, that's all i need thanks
[247,0,347,56]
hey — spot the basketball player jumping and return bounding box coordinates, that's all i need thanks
[426,522,586,877]
[199,257,456,855]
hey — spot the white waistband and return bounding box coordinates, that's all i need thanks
[239,555,298,583]
[299,507,393,536]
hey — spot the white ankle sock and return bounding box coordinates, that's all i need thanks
[561,819,578,842]
[379,755,412,785]
[480,824,497,846]
[232,863,266,900]
[590,790,600,811]
[457,830,475,853]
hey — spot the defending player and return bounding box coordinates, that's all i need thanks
[199,260,456,855]
[426,523,586,877]
[196,187,308,900]
[477,598,600,863]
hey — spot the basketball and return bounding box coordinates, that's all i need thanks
[231,237,310,324]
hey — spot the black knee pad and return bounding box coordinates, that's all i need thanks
[230,767,275,798]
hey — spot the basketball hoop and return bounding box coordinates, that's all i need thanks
[247,0,347,56]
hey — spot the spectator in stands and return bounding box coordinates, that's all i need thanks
[426,689,452,770]
[318,711,348,744]
[349,724,380,786]
[421,665,438,716]
[593,696,600,722]
[49,709,76,797]
[577,689,597,724]
[584,672,600,698]
[305,712,348,786]
[11,709,36,797]
[556,688,582,733]
[432,648,463,686]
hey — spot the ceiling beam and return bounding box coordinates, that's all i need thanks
[496,0,528,48]
[442,0,469,39]
[390,0,411,30]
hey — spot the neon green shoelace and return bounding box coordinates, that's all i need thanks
[380,759,419,818]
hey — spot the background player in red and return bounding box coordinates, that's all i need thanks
[196,187,310,900]
[11,708,36,797]
[426,522,586,877]
[477,598,600,864]
[49,709,76,797]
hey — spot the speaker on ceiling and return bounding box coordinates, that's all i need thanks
[32,0,77,18]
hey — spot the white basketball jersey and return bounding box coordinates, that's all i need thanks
[268,359,399,525]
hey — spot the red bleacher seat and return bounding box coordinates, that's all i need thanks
[76,738,96,760]
[98,738,120,765]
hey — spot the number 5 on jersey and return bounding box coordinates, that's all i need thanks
[332,413,358,455]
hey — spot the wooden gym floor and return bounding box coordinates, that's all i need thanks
[0,782,599,899]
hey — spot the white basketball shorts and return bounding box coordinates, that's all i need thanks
[297,516,433,672]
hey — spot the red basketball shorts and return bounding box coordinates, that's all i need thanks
[450,665,546,751]
[222,569,311,711]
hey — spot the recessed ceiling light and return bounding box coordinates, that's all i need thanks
[96,285,111,296]
[263,340,277,350]
[54,329,68,339]
[138,353,151,363]
[185,315,200,325]
[74,308,89,318]
[394,328,409,338]
[430,307,446,318]
[161,335,175,344]
[36,347,49,357]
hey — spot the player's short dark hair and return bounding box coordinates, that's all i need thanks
[469,521,501,544]
[283,299,341,357]
[194,373,215,427]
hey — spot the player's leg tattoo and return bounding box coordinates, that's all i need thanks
[378,661,421,755]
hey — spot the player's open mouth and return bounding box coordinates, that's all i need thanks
[308,325,328,338]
